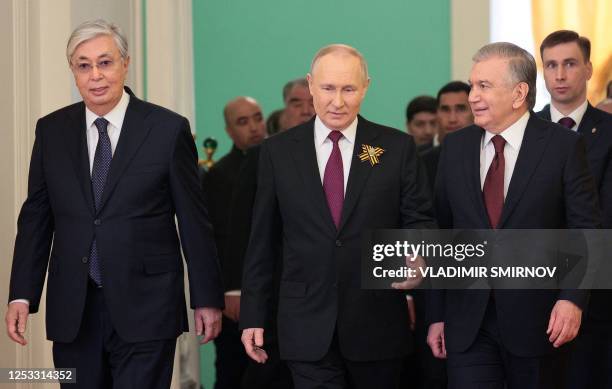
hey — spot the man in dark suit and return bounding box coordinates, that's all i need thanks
[219,79,316,389]
[422,81,473,192]
[5,20,224,389]
[537,30,612,389]
[427,42,601,389]
[202,96,266,389]
[240,44,435,389]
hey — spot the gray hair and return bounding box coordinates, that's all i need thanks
[66,19,128,65]
[473,42,537,110]
[282,78,309,102]
[309,44,369,83]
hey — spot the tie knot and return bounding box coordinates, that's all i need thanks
[94,117,109,134]
[491,135,506,154]
[558,117,576,129]
[328,130,343,144]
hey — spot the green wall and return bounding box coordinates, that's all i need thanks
[192,0,450,158]
[192,1,450,386]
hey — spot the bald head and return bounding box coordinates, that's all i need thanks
[223,96,266,150]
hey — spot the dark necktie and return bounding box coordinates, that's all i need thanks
[558,117,576,129]
[89,117,112,285]
[323,131,344,229]
[483,135,506,229]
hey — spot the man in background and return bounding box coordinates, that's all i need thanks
[202,96,267,389]
[281,78,315,130]
[406,95,439,153]
[421,81,473,190]
[537,29,612,389]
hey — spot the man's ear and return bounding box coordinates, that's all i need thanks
[306,73,314,96]
[512,82,529,109]
[585,61,593,81]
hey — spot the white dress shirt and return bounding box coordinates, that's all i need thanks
[10,91,130,306]
[85,90,130,172]
[314,115,358,194]
[480,111,530,198]
[550,100,588,132]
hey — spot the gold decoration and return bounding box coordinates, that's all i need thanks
[358,144,385,166]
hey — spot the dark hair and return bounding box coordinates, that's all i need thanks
[436,81,471,106]
[282,78,309,102]
[406,95,437,122]
[266,109,284,135]
[540,30,591,62]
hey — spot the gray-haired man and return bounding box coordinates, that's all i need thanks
[5,19,224,388]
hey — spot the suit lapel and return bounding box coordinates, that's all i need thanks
[498,115,549,228]
[337,118,379,232]
[576,104,601,150]
[464,127,490,227]
[290,121,337,235]
[97,96,152,214]
[65,102,95,216]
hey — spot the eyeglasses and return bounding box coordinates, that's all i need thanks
[72,58,120,74]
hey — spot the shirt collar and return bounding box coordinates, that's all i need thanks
[550,100,588,130]
[85,90,130,130]
[314,115,358,146]
[483,110,530,151]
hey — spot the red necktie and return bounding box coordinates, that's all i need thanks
[323,131,344,229]
[558,117,576,129]
[483,135,506,229]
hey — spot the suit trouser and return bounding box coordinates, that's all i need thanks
[446,299,567,389]
[286,332,403,389]
[214,317,293,389]
[566,317,612,389]
[52,282,176,389]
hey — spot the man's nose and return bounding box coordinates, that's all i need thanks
[556,66,566,80]
[332,91,344,108]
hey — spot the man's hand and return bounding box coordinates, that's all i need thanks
[5,302,29,346]
[427,322,447,359]
[241,328,268,363]
[223,295,240,322]
[391,255,425,290]
[194,307,222,344]
[547,299,582,348]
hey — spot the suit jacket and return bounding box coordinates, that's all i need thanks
[538,103,612,322]
[9,92,224,343]
[240,116,436,362]
[421,146,441,194]
[202,145,246,291]
[429,113,601,357]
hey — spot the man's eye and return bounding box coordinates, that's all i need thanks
[99,60,113,68]
[545,63,556,69]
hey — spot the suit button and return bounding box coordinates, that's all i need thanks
[94,219,101,226]
[81,256,89,263]
[335,240,342,247]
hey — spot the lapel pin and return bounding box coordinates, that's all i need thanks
[358,144,385,166]
[592,127,597,134]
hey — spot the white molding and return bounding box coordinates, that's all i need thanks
[451,0,490,81]
[146,0,195,128]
